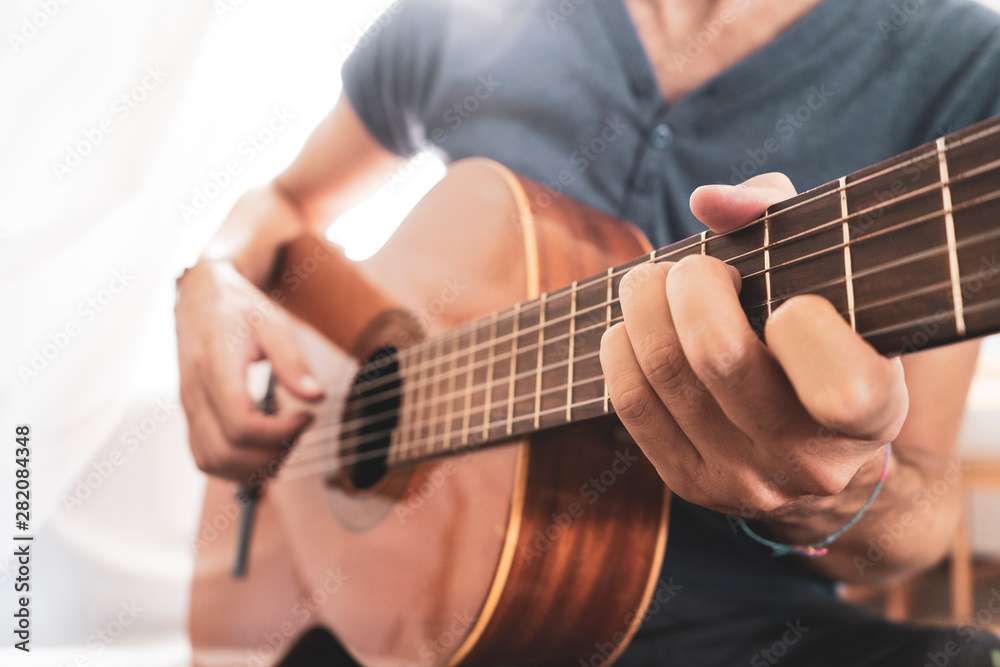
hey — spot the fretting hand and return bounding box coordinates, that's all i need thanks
[599,173,909,518]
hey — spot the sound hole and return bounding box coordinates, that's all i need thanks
[343,346,400,490]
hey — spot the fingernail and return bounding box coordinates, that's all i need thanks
[300,375,323,394]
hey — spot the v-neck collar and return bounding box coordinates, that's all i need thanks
[594,0,852,114]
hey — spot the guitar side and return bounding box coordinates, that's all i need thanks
[189,158,670,666]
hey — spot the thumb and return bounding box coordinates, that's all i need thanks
[255,315,326,402]
[690,172,797,234]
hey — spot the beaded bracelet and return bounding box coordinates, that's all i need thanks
[731,442,892,558]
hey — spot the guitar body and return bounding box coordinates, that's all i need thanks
[189,158,671,667]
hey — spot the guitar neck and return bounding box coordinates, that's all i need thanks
[362,115,1000,467]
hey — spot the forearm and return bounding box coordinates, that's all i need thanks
[201,182,310,288]
[198,95,402,288]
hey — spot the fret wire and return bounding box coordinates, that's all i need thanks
[506,302,521,436]
[604,267,613,413]
[700,230,707,255]
[460,325,476,446]
[764,213,772,317]
[840,176,857,332]
[482,312,498,441]
[427,335,445,455]
[938,136,967,336]
[534,293,547,429]
[405,344,425,457]
[442,332,458,452]
[350,139,1000,404]
[566,280,578,422]
[745,205,1000,313]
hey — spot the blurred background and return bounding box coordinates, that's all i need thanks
[0,0,998,665]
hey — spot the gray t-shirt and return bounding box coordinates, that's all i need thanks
[342,0,1000,624]
[344,0,1000,248]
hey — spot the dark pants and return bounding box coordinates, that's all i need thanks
[620,586,1000,667]
[277,591,1000,667]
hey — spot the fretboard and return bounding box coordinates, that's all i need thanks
[355,115,1000,468]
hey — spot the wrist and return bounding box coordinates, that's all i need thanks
[737,443,893,557]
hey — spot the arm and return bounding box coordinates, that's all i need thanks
[175,96,403,482]
[600,173,979,585]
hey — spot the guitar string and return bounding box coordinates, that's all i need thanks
[284,258,1000,476]
[284,289,1000,480]
[375,121,1000,375]
[346,151,1000,402]
[297,184,1000,441]
[271,122,1000,473]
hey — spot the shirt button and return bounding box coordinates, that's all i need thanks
[634,173,655,194]
[650,123,673,149]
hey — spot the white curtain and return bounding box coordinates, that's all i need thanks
[0,0,445,663]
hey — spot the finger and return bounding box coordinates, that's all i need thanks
[666,255,814,444]
[254,311,325,402]
[201,337,315,450]
[185,382,292,482]
[690,172,797,233]
[616,262,739,444]
[765,295,908,444]
[599,321,705,496]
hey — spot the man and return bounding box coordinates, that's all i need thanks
[175,0,1000,663]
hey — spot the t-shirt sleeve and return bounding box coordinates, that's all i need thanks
[340,0,449,157]
[915,1,1000,141]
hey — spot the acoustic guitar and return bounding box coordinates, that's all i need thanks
[189,115,1000,667]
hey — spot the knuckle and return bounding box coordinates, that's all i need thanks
[638,339,689,390]
[610,380,655,424]
[219,418,255,448]
[796,461,856,498]
[687,330,754,386]
[741,480,786,514]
